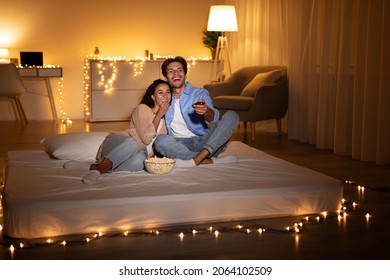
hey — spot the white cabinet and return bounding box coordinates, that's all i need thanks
[86,59,214,122]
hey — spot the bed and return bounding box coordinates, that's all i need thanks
[2,133,343,239]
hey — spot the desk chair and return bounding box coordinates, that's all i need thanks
[0,63,28,125]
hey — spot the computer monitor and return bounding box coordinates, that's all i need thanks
[20,52,44,67]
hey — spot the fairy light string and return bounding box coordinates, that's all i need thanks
[1,179,386,256]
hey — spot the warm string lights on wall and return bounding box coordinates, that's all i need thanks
[17,64,60,69]
[56,78,72,124]
[1,179,385,258]
[83,53,211,120]
[83,59,91,119]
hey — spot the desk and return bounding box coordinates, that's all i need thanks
[18,67,62,124]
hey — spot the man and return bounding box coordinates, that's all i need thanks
[154,56,240,167]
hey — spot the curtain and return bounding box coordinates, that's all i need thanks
[225,0,390,165]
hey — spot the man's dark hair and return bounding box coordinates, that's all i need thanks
[161,56,188,78]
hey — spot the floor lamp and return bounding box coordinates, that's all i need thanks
[207,5,238,81]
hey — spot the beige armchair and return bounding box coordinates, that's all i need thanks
[204,65,288,141]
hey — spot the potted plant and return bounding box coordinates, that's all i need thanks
[202,30,222,59]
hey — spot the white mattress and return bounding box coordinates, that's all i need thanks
[2,141,343,239]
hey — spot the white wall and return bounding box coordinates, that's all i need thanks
[1,0,216,120]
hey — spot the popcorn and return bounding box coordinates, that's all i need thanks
[144,157,175,174]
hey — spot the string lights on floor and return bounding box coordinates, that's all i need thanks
[1,179,386,258]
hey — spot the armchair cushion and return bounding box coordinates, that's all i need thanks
[241,69,283,97]
[213,96,254,111]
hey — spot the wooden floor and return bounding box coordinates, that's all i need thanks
[1,120,390,260]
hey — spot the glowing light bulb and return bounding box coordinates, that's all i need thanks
[192,229,197,235]
[47,239,52,244]
[19,243,24,248]
[10,245,15,252]
[246,229,251,234]
[86,238,90,243]
[214,230,219,237]
[61,241,66,246]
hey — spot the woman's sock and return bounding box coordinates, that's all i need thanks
[82,170,101,184]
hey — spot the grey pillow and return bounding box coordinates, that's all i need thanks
[241,69,283,97]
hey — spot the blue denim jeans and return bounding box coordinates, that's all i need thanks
[100,134,147,172]
[154,110,239,160]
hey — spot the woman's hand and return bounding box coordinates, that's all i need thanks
[156,100,170,118]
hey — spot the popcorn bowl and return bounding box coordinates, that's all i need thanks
[144,157,175,175]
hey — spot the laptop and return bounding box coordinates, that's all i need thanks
[20,52,44,67]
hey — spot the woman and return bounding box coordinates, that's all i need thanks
[64,79,172,184]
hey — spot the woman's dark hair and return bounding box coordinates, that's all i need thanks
[161,56,188,78]
[140,79,172,108]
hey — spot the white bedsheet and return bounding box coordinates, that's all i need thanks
[2,141,343,239]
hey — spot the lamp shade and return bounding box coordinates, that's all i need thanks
[207,5,238,32]
[0,48,9,63]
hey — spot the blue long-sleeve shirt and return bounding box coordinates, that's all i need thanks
[165,82,220,136]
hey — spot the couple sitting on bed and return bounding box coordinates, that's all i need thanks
[64,56,240,184]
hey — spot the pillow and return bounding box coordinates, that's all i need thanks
[241,69,283,97]
[41,132,109,161]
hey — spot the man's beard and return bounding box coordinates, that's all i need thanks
[171,80,185,89]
